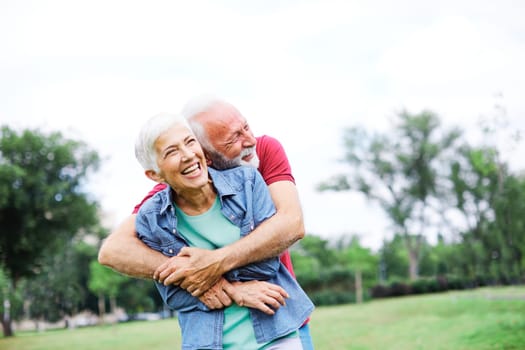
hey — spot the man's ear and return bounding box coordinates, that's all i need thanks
[145,169,164,183]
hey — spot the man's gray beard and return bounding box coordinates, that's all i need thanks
[209,147,259,170]
[241,151,260,168]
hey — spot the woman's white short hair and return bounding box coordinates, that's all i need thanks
[135,113,190,172]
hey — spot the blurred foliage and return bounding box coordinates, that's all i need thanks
[0,125,100,283]
[318,110,463,280]
[2,110,525,331]
[0,125,101,336]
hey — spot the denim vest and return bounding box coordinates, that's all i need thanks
[136,167,314,350]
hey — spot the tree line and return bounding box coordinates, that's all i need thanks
[307,108,524,302]
[1,109,524,337]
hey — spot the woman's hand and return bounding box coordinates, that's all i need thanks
[198,277,233,309]
[223,280,289,315]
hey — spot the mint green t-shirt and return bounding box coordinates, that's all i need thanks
[175,197,266,349]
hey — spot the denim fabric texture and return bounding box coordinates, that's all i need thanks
[136,167,314,350]
[299,323,315,350]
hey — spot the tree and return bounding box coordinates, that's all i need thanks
[22,237,103,329]
[24,245,86,329]
[379,234,409,281]
[117,278,161,315]
[319,111,461,280]
[493,174,525,280]
[335,236,378,303]
[448,144,503,278]
[0,126,100,337]
[291,235,336,293]
[447,109,524,283]
[294,235,337,268]
[88,261,128,324]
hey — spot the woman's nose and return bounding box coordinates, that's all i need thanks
[181,147,195,160]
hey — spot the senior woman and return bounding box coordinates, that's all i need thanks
[134,113,314,350]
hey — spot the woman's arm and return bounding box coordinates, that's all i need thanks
[161,276,287,316]
[223,280,288,315]
[198,277,288,315]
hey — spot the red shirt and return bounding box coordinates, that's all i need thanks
[132,135,297,277]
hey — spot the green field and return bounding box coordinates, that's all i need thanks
[2,286,525,350]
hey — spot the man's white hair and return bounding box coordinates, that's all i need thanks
[181,94,227,152]
[181,94,225,120]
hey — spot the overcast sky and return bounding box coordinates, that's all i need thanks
[2,0,524,250]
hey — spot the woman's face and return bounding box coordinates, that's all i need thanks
[152,122,209,193]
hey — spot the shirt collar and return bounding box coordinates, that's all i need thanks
[157,167,236,214]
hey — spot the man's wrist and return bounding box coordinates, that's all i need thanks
[214,246,236,274]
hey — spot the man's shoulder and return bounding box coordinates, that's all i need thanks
[256,134,281,147]
[256,134,286,158]
[255,134,294,184]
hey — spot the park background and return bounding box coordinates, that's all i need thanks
[1,0,525,348]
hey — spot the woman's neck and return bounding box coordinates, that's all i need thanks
[173,183,216,216]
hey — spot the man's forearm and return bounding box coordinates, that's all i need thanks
[217,210,302,273]
[155,180,305,295]
[218,180,305,273]
[98,214,168,279]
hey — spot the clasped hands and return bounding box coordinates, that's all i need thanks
[153,246,288,315]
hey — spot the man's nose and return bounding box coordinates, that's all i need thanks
[241,130,256,146]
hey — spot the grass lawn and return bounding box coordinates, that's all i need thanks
[2,286,524,350]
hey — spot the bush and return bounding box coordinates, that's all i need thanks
[445,275,465,290]
[370,284,390,298]
[309,290,355,306]
[411,279,430,294]
[369,274,525,301]
[389,281,411,296]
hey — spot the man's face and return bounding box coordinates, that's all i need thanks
[207,146,260,170]
[198,103,259,170]
[150,123,209,193]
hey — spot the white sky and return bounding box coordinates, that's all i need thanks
[2,0,524,250]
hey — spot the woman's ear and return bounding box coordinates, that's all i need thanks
[204,152,212,166]
[145,169,164,183]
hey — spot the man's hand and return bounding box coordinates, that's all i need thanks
[153,255,191,284]
[154,247,226,296]
[223,280,288,315]
[198,278,233,309]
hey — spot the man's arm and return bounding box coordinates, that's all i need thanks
[155,180,305,296]
[98,214,169,279]
[219,180,304,270]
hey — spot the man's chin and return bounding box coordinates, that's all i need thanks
[241,155,260,168]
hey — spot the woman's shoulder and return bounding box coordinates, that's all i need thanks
[210,166,258,179]
[209,166,261,192]
[136,186,170,215]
